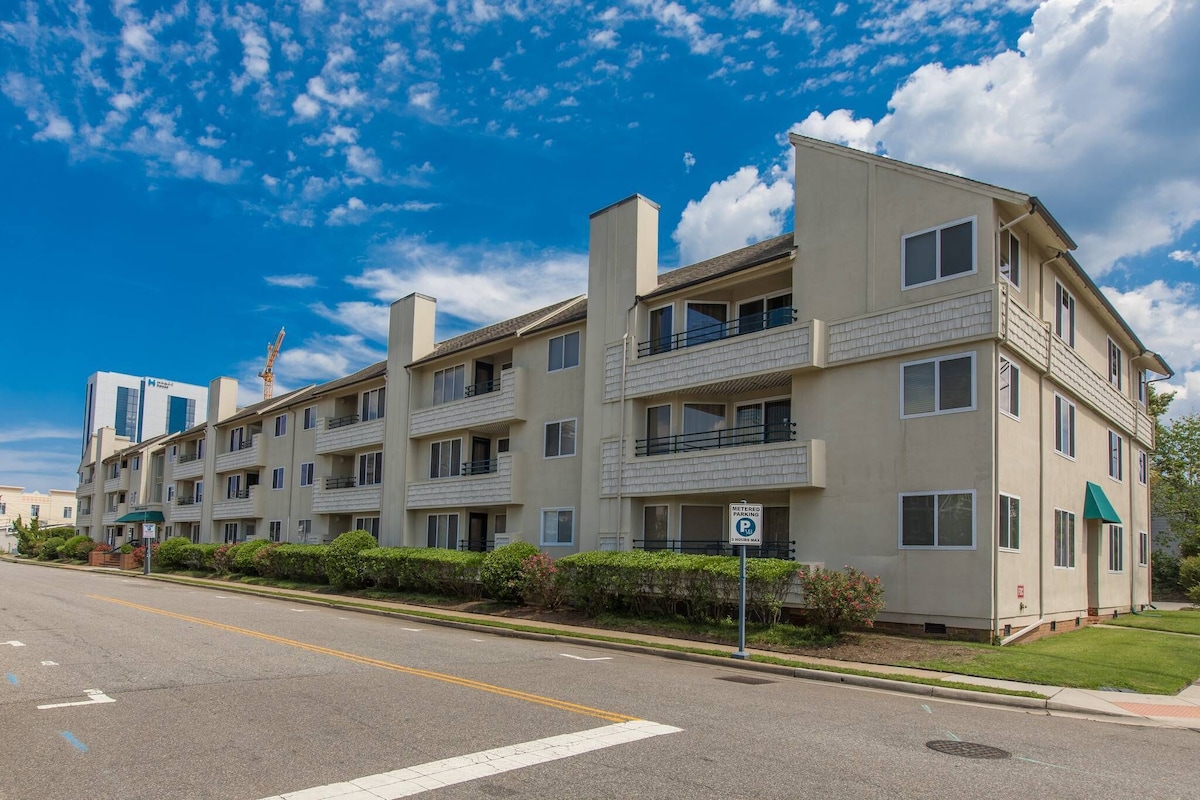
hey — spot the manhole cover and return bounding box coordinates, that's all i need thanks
[716,675,775,685]
[926,740,1011,759]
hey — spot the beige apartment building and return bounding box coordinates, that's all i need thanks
[1,485,76,552]
[75,135,1169,636]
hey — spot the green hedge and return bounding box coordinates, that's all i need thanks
[327,531,378,589]
[155,536,193,570]
[232,539,272,575]
[358,547,486,597]
[480,542,541,603]
[261,544,329,584]
[179,543,222,571]
[39,536,67,561]
[58,534,93,560]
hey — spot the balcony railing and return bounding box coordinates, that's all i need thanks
[225,489,250,500]
[634,539,795,559]
[325,476,357,490]
[638,307,796,357]
[464,378,501,398]
[462,458,498,476]
[327,414,360,430]
[636,422,795,456]
[178,452,201,464]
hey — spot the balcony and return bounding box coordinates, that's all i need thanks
[312,478,382,514]
[172,452,205,480]
[602,439,825,497]
[409,368,526,438]
[215,434,265,474]
[609,317,820,402]
[407,452,521,509]
[170,497,202,523]
[102,510,119,526]
[315,415,385,456]
[77,512,93,526]
[212,486,264,520]
[103,475,122,493]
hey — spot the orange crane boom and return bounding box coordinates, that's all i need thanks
[258,327,285,400]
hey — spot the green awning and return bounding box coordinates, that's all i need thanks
[114,510,165,523]
[1083,482,1121,523]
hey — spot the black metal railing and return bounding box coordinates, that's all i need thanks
[461,458,499,476]
[638,307,796,357]
[464,377,501,397]
[633,539,795,559]
[225,489,250,500]
[324,476,357,489]
[176,496,195,506]
[178,452,201,463]
[326,414,359,430]
[635,422,795,456]
[457,539,496,553]
[230,438,253,451]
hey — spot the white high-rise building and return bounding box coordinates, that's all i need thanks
[81,372,209,454]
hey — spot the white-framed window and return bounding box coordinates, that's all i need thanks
[63,507,72,519]
[737,291,793,334]
[163,525,171,537]
[1107,339,1123,391]
[354,516,380,538]
[1138,450,1147,485]
[1109,525,1124,572]
[362,387,386,421]
[999,356,1020,419]
[223,522,239,543]
[195,480,203,503]
[998,493,1020,551]
[1054,394,1076,458]
[999,227,1020,287]
[269,520,282,542]
[132,455,140,471]
[433,365,465,405]
[166,486,175,502]
[1137,370,1148,406]
[902,216,976,288]
[303,406,318,430]
[645,404,672,455]
[1139,531,1149,566]
[1054,509,1076,568]
[544,419,577,458]
[548,331,580,372]
[541,507,575,546]
[299,462,314,487]
[684,301,729,347]
[169,445,177,463]
[197,438,205,459]
[901,353,975,417]
[734,398,792,444]
[297,519,312,542]
[643,504,669,549]
[899,491,975,549]
[647,304,674,355]
[430,438,462,479]
[274,413,288,437]
[426,513,459,549]
[226,475,242,499]
[272,467,285,490]
[1055,282,1076,347]
[1108,430,1123,481]
[358,451,383,486]
[229,427,245,451]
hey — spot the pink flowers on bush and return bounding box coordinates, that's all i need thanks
[797,565,885,635]
[519,553,566,610]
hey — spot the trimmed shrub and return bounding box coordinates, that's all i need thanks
[262,544,329,584]
[252,542,280,576]
[519,553,565,610]
[480,541,541,603]
[59,535,92,560]
[39,536,67,560]
[358,547,485,597]
[796,565,885,636]
[179,543,221,571]
[1179,556,1200,595]
[76,540,98,559]
[155,536,192,570]
[119,543,134,554]
[213,543,239,574]
[326,530,378,589]
[232,539,272,575]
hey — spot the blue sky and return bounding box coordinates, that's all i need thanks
[2,0,1198,493]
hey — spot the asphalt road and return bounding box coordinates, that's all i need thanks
[1,561,1197,800]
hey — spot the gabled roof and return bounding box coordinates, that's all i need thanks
[644,233,796,299]
[409,296,585,367]
[217,384,315,426]
[306,360,388,399]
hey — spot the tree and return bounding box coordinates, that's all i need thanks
[12,515,46,557]
[1151,387,1200,558]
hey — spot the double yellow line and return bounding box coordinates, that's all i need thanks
[89,594,636,723]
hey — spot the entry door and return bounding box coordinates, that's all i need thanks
[471,437,492,474]
[467,512,488,553]
[1087,522,1101,615]
[474,362,495,394]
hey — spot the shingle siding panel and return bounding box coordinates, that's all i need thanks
[602,440,816,496]
[828,291,994,363]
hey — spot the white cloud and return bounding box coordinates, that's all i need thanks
[1104,279,1200,415]
[673,164,793,265]
[1168,249,1200,266]
[272,333,384,382]
[325,196,437,225]
[309,301,391,341]
[408,81,439,110]
[264,273,318,288]
[502,85,549,112]
[292,93,321,119]
[0,425,78,445]
[683,151,695,172]
[631,0,723,55]
[345,145,382,180]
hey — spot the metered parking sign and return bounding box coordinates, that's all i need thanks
[729,503,763,546]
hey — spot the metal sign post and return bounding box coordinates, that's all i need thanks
[729,501,763,660]
[142,522,157,575]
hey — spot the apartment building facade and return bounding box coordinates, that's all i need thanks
[74,136,1168,636]
[1,485,76,552]
[80,371,208,456]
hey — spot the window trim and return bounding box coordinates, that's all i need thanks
[1055,281,1076,348]
[433,364,467,405]
[735,290,793,334]
[358,450,383,486]
[426,512,460,550]
[1138,450,1147,486]
[897,490,977,550]
[900,352,977,419]
[1054,393,1076,460]
[1108,524,1125,573]
[543,418,578,459]
[274,413,288,437]
[901,215,978,289]
[361,387,386,421]
[1108,429,1124,482]
[1107,338,1123,391]
[683,300,730,347]
[547,330,581,372]
[1138,531,1149,567]
[646,303,674,356]
[998,492,1020,552]
[1053,508,1076,569]
[429,437,463,479]
[540,507,576,547]
[999,355,1020,421]
[269,520,283,543]
[999,226,1021,288]
[271,467,285,490]
[303,406,318,430]
[299,462,314,488]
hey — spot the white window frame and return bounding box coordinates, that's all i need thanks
[998,493,1020,551]
[132,455,140,471]
[541,507,576,546]
[298,519,312,541]
[897,490,977,550]
[1139,531,1149,567]
[430,438,463,479]
[900,352,977,419]
[274,413,288,437]
[426,513,459,549]
[1108,430,1124,482]
[1138,450,1147,486]
[299,462,314,487]
[547,331,581,372]
[230,426,245,451]
[269,520,282,542]
[735,290,793,334]
[166,485,175,503]
[433,364,466,405]
[358,451,383,486]
[1108,525,1124,573]
[1055,281,1076,348]
[195,480,203,503]
[901,216,977,289]
[354,516,380,538]
[544,418,577,459]
[303,406,318,430]
[999,226,1020,288]
[1054,508,1076,569]
[1107,339,1123,391]
[1137,370,1148,406]
[999,355,1020,420]
[1054,394,1076,459]
[362,387,386,421]
[646,303,674,355]
[683,300,730,347]
[169,445,177,463]
[271,467,285,490]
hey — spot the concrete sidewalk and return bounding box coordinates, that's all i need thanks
[6,555,1199,729]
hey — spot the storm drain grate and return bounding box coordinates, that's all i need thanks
[926,740,1011,759]
[716,675,776,685]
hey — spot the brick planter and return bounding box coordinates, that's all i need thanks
[88,550,138,570]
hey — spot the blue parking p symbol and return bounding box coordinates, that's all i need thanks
[736,518,756,537]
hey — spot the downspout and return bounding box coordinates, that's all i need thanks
[286,407,297,544]
[616,300,637,551]
[992,213,1004,641]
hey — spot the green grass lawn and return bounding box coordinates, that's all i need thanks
[1102,609,1200,636]
[905,627,1200,695]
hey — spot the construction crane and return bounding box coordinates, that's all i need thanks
[259,327,285,400]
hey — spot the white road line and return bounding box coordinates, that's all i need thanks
[3,641,25,647]
[37,689,116,710]
[400,628,420,632]
[560,654,613,662]
[257,720,682,800]
[41,661,58,666]
[470,639,485,642]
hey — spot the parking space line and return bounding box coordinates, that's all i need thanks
[89,594,638,723]
[257,720,682,800]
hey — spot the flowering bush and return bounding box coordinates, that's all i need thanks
[797,565,885,636]
[519,553,565,610]
[481,542,541,603]
[212,543,238,574]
